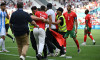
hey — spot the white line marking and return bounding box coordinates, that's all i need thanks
[0,53,55,60]
[6,45,100,48]
[0,53,35,58]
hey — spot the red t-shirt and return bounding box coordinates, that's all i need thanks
[63,11,77,30]
[35,11,48,30]
[85,14,92,28]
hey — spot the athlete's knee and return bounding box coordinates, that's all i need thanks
[88,33,90,36]
[73,37,76,41]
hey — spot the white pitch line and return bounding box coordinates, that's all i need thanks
[0,53,35,58]
[67,45,100,47]
[0,53,55,60]
[6,45,100,48]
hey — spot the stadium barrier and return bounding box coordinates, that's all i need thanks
[78,25,100,29]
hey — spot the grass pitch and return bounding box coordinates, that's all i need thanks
[0,29,100,60]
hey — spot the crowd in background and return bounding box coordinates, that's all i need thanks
[1,0,100,25]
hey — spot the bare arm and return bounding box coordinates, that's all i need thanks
[52,20,61,25]
[86,20,88,27]
[48,15,52,29]
[31,15,45,21]
[85,20,88,30]
[5,10,9,19]
[31,20,39,28]
[75,19,78,34]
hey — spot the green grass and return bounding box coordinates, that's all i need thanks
[0,29,100,60]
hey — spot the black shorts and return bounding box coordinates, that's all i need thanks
[5,24,9,32]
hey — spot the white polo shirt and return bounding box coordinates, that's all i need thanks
[46,9,56,29]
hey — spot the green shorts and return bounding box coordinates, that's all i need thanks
[85,26,91,33]
[64,27,76,38]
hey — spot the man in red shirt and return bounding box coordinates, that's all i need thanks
[63,5,80,53]
[33,5,48,60]
[81,9,96,45]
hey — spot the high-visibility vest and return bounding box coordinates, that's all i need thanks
[29,14,34,31]
[5,18,9,24]
[56,15,67,32]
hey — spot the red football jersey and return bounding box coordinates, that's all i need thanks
[63,11,77,30]
[85,14,92,28]
[35,11,48,29]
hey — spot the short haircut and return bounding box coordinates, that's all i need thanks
[47,3,52,9]
[41,5,45,11]
[85,9,89,14]
[31,6,37,11]
[17,2,23,8]
[67,4,72,8]
[0,2,6,6]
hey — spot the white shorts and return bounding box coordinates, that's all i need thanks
[0,27,6,36]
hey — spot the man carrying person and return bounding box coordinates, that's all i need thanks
[29,6,38,55]
[33,5,48,60]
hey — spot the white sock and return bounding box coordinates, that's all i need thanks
[0,38,3,46]
[84,42,86,44]
[2,40,6,50]
[93,40,95,42]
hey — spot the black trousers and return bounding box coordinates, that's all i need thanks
[30,31,38,55]
[45,28,65,54]
[5,24,9,32]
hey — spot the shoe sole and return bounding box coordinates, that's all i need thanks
[20,58,23,60]
[93,42,96,45]
[36,55,41,60]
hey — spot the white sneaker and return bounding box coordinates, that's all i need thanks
[20,55,25,60]
[47,53,55,57]
[55,48,60,56]
[60,54,66,57]
[81,42,86,46]
[2,50,10,52]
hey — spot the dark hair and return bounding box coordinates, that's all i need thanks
[31,6,37,11]
[0,2,6,6]
[41,5,46,11]
[57,7,63,13]
[47,3,52,9]
[67,4,72,8]
[17,2,23,8]
[85,9,89,14]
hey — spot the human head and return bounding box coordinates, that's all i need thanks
[0,2,6,11]
[85,9,89,15]
[31,6,37,14]
[17,2,23,8]
[67,4,71,11]
[41,5,46,11]
[57,7,63,15]
[47,3,52,9]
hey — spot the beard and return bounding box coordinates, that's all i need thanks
[57,13,59,15]
[3,9,5,11]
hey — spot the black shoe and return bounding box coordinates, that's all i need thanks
[41,56,48,60]
[36,54,42,60]
[93,42,96,45]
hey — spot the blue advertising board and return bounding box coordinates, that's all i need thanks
[78,25,100,29]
